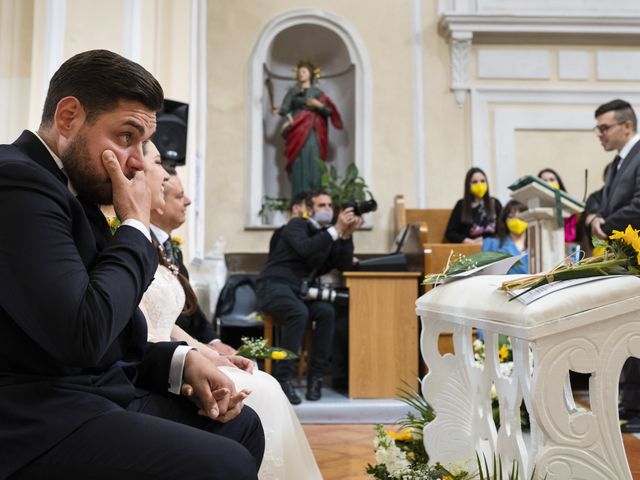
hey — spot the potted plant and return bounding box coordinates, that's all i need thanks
[317,159,375,215]
[259,196,289,226]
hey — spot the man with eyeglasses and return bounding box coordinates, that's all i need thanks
[586,98,640,433]
[585,99,640,240]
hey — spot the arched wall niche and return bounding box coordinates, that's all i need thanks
[246,9,372,227]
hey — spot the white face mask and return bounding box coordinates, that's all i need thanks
[313,210,333,225]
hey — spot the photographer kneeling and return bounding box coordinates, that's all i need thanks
[256,190,363,404]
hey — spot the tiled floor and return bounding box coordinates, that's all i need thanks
[303,424,640,479]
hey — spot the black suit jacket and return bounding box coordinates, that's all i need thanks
[0,131,181,477]
[599,140,640,233]
[258,217,354,286]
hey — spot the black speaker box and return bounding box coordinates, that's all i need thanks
[153,99,188,165]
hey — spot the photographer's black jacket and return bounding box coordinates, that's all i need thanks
[259,217,354,288]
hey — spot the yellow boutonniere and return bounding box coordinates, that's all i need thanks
[106,216,121,235]
[170,235,183,257]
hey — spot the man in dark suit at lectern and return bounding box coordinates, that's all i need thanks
[586,98,640,433]
[0,50,263,479]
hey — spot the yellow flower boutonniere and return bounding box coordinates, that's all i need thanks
[106,216,121,235]
[170,235,183,258]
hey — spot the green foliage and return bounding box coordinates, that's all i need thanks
[258,196,289,216]
[424,251,514,285]
[475,453,547,480]
[317,158,373,209]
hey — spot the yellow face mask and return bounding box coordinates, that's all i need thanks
[469,182,488,198]
[547,181,560,190]
[506,218,528,235]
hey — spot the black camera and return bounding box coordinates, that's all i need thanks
[300,280,349,304]
[343,198,378,216]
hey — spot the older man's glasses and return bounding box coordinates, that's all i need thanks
[593,122,625,134]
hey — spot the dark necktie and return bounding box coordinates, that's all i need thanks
[163,238,176,265]
[610,155,622,182]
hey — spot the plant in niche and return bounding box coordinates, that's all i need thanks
[317,159,374,211]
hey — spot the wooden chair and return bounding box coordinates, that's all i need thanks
[394,195,452,243]
[262,313,312,383]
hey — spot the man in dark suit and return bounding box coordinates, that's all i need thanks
[586,98,640,433]
[0,50,263,479]
[149,168,236,355]
[256,191,361,404]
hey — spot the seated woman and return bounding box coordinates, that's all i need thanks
[139,142,322,480]
[537,168,577,243]
[482,200,529,274]
[446,167,502,243]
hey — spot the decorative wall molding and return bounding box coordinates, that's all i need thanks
[438,2,640,106]
[477,49,551,79]
[187,0,206,260]
[470,87,640,201]
[122,0,142,63]
[558,50,590,80]
[43,0,66,95]
[411,0,426,207]
[596,51,640,81]
[450,32,472,106]
[246,9,372,227]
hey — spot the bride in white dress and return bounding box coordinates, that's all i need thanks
[139,142,322,480]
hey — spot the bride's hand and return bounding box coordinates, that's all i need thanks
[208,354,254,373]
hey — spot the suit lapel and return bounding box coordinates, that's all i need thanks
[13,130,68,187]
[603,140,640,209]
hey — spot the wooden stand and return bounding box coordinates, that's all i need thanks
[343,271,422,398]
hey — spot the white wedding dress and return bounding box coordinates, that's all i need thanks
[141,265,322,480]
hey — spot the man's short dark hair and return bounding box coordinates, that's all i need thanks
[306,189,331,209]
[290,192,309,211]
[40,49,164,128]
[595,99,637,131]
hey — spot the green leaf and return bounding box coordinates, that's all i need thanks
[592,237,608,249]
[444,251,514,276]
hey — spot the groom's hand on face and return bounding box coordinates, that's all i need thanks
[102,149,151,227]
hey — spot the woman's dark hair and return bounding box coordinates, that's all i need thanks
[496,200,527,246]
[461,167,496,224]
[537,168,567,192]
[153,242,198,316]
[40,49,164,128]
[297,60,320,85]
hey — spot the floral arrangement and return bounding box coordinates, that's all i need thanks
[367,383,468,479]
[236,336,298,361]
[501,224,640,298]
[366,381,542,479]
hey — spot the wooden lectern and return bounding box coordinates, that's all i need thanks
[343,271,422,398]
[509,176,584,273]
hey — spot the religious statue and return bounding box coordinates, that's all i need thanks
[270,60,343,196]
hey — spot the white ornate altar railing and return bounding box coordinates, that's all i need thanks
[416,275,640,479]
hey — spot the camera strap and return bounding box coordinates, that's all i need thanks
[303,228,336,285]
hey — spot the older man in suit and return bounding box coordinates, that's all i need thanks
[0,50,263,479]
[586,98,640,433]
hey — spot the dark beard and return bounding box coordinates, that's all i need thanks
[60,131,112,205]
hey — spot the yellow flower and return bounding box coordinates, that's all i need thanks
[271,351,287,360]
[609,225,640,246]
[592,246,606,257]
[171,235,183,245]
[443,477,454,480]
[498,344,510,362]
[386,429,413,442]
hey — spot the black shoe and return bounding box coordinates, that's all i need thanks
[306,377,323,401]
[621,415,640,433]
[279,381,301,405]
